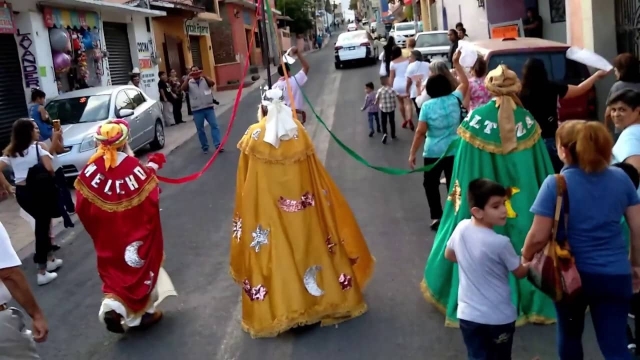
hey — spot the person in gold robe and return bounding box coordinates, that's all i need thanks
[229,88,375,338]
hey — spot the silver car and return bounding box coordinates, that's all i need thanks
[46,85,165,178]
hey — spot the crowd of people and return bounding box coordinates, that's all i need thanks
[3,29,640,358]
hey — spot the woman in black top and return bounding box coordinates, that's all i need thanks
[519,58,608,173]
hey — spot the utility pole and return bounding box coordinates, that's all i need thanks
[256,0,272,87]
[413,0,418,33]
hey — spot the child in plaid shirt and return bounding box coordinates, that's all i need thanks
[375,76,397,144]
[360,82,381,137]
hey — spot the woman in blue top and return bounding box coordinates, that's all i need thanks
[408,50,468,230]
[523,120,640,359]
[29,88,52,141]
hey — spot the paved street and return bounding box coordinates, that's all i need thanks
[20,36,606,360]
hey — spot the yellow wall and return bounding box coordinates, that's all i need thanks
[152,16,216,82]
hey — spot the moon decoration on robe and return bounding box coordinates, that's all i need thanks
[303,265,324,296]
[124,241,146,268]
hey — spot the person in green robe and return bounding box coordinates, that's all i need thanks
[420,64,557,327]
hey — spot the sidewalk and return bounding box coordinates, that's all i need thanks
[2,64,279,259]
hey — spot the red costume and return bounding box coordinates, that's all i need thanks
[75,119,174,333]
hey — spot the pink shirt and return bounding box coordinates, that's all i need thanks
[468,77,492,111]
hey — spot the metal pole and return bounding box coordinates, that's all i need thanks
[256,0,272,87]
[413,0,418,33]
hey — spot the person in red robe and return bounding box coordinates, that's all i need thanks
[74,119,177,333]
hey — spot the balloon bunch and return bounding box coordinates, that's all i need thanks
[49,27,72,73]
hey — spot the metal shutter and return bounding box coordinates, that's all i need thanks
[0,34,28,149]
[189,36,203,70]
[103,22,133,85]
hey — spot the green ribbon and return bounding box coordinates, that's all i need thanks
[264,1,458,175]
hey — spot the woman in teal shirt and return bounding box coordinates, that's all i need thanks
[409,50,468,230]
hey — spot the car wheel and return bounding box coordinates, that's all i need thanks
[149,120,165,150]
[334,62,341,69]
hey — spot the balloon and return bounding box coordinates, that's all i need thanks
[82,34,93,50]
[49,28,70,52]
[53,51,71,73]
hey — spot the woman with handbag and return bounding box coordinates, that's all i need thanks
[0,119,63,286]
[523,120,640,359]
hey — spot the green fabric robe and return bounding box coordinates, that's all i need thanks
[421,99,557,327]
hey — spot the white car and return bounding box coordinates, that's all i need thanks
[414,31,451,63]
[334,30,378,69]
[391,22,421,47]
[347,23,357,32]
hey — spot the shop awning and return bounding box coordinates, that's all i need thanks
[40,0,167,17]
[149,0,205,12]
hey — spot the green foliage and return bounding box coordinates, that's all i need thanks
[404,4,412,19]
[275,0,314,34]
[324,0,331,12]
[348,0,357,10]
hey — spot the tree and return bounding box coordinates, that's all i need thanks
[348,0,357,10]
[275,0,314,34]
[324,0,331,13]
[403,4,412,20]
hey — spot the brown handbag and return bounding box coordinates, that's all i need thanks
[527,174,582,302]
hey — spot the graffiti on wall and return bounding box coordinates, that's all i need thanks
[16,29,39,89]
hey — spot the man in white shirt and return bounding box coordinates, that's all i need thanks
[0,220,48,358]
[272,46,310,123]
[405,50,431,115]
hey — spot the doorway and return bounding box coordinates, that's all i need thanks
[163,34,186,76]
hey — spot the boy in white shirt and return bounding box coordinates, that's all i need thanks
[445,178,529,359]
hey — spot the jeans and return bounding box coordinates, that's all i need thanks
[459,319,516,360]
[15,185,52,269]
[0,308,41,359]
[543,137,564,174]
[54,168,74,227]
[192,107,221,151]
[423,156,454,220]
[380,111,396,137]
[367,112,380,131]
[555,272,632,359]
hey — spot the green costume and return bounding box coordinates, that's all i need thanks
[420,99,557,327]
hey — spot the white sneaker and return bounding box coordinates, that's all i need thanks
[37,272,58,286]
[46,258,63,272]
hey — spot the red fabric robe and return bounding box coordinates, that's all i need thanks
[75,155,164,315]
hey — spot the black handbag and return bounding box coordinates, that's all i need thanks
[25,144,60,218]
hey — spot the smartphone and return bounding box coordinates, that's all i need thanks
[52,120,61,131]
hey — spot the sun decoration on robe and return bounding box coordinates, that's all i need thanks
[447,180,462,214]
[505,187,520,218]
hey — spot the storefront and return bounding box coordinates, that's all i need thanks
[152,4,216,82]
[0,1,27,148]
[102,21,132,86]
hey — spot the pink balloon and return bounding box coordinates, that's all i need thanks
[53,51,71,73]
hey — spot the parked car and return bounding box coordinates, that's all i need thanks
[334,30,378,69]
[472,37,598,120]
[389,22,421,48]
[347,23,357,32]
[46,85,165,178]
[414,30,450,62]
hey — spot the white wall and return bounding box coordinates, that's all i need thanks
[538,0,566,43]
[100,12,160,100]
[436,0,488,39]
[13,11,57,106]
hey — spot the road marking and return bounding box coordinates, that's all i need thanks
[214,60,340,360]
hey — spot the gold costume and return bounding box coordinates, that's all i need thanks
[230,100,375,338]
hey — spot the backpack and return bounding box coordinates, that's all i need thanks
[25,144,60,218]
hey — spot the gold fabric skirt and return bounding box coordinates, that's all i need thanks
[230,118,375,338]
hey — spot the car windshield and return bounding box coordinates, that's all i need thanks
[488,52,589,84]
[415,33,449,47]
[395,23,416,32]
[46,95,111,125]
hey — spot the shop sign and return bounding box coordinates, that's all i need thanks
[0,2,15,34]
[184,20,209,36]
[16,29,39,88]
[138,59,152,70]
[43,7,99,29]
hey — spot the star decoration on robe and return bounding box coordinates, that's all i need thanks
[505,187,521,218]
[250,225,270,252]
[326,235,336,253]
[232,215,242,242]
[447,180,462,214]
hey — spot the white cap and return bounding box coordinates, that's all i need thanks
[130,67,141,75]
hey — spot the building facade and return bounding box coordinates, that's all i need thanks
[0,0,165,147]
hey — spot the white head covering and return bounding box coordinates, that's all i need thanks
[261,87,298,148]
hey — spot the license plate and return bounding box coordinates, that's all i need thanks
[347,47,355,50]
